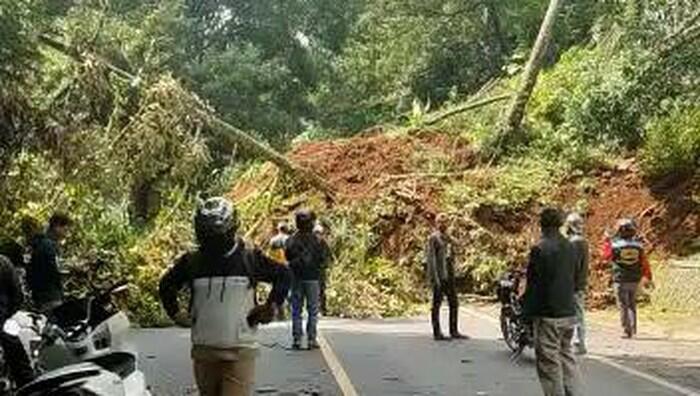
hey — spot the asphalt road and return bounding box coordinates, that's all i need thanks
[132,308,698,396]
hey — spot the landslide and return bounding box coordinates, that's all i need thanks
[230,131,699,317]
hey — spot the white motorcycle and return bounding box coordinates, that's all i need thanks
[2,281,150,395]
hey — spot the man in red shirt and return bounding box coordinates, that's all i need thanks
[601,218,653,338]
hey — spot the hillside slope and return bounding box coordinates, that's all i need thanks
[231,131,699,317]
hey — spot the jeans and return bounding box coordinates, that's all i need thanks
[534,317,583,396]
[291,280,320,343]
[614,282,639,336]
[573,292,586,349]
[319,276,327,315]
[431,281,459,337]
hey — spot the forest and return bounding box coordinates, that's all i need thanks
[1,0,698,325]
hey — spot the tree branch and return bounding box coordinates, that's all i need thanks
[39,34,337,200]
[424,94,510,126]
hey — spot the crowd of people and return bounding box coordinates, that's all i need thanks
[425,207,654,396]
[0,197,655,396]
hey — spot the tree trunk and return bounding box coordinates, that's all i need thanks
[200,111,336,199]
[39,35,336,200]
[498,0,564,148]
[424,94,510,126]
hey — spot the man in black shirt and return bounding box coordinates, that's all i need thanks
[523,208,582,396]
[27,213,71,312]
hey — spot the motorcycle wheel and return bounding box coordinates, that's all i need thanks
[500,309,520,352]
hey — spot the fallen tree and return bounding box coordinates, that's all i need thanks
[38,34,336,201]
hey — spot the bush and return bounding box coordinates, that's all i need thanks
[642,105,700,179]
[443,157,561,212]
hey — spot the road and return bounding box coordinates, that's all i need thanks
[133,307,700,396]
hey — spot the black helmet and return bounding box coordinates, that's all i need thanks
[616,218,637,236]
[194,197,238,242]
[295,209,316,233]
[539,207,563,229]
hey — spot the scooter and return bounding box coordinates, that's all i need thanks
[2,281,150,395]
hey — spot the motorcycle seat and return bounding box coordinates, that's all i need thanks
[87,352,136,379]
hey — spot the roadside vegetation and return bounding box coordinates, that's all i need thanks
[1,0,698,325]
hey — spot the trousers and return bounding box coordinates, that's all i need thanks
[614,282,638,336]
[431,281,459,337]
[573,292,586,348]
[533,317,583,396]
[192,347,257,396]
[291,280,320,342]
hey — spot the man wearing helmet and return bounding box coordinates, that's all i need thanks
[159,197,291,396]
[602,218,653,338]
[285,209,330,350]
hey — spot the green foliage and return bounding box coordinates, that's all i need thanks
[642,105,700,179]
[459,250,509,294]
[325,209,423,318]
[0,0,49,83]
[443,158,560,212]
[186,45,306,142]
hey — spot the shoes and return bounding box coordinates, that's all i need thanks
[434,334,449,341]
[451,333,470,340]
[308,339,320,350]
[292,340,302,350]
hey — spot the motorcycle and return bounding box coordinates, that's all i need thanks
[1,280,150,395]
[497,269,533,360]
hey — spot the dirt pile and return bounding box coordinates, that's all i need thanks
[288,132,475,202]
[575,165,699,305]
[236,132,698,305]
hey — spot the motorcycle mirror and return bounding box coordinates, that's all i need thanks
[3,319,21,337]
[111,284,129,295]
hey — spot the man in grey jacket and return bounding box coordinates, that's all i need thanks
[565,212,589,355]
[426,213,467,341]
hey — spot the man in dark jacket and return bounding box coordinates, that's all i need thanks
[159,197,290,395]
[28,213,71,312]
[426,213,467,341]
[285,209,329,350]
[0,255,35,387]
[523,208,582,396]
[564,212,589,355]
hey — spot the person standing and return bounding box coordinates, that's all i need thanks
[285,209,329,350]
[523,208,582,396]
[602,218,653,339]
[159,197,290,396]
[425,213,467,341]
[268,222,290,265]
[27,213,72,312]
[268,221,291,320]
[313,223,333,316]
[564,212,589,355]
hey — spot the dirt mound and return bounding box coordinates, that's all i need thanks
[554,163,699,306]
[236,133,697,308]
[288,132,474,202]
